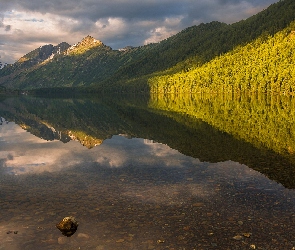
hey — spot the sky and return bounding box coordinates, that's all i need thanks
[0,0,278,64]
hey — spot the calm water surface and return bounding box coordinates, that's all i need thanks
[0,94,295,250]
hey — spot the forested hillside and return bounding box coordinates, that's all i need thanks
[110,0,295,83]
[0,0,294,92]
[149,21,295,94]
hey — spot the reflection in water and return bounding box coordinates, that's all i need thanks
[1,120,295,249]
[0,120,199,175]
[1,94,295,249]
[150,93,295,188]
[150,93,295,161]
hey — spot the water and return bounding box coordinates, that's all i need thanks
[0,94,295,249]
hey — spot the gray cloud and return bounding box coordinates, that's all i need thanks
[10,0,275,23]
[12,0,184,20]
[0,0,278,63]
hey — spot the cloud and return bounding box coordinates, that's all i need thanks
[0,0,278,63]
[0,16,11,32]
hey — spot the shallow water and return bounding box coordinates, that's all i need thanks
[1,95,295,249]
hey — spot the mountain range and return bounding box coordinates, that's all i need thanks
[0,0,294,93]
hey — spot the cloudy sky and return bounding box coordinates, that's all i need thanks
[0,0,278,64]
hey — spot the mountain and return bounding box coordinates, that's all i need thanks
[0,35,156,90]
[66,35,104,55]
[0,42,70,90]
[0,0,295,92]
[10,42,70,70]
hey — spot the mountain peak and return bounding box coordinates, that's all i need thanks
[16,43,70,65]
[81,35,102,44]
[66,35,104,55]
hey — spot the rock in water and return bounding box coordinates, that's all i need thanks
[56,216,78,237]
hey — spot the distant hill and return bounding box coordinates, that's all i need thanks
[0,0,295,92]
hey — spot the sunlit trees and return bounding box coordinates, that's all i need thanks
[149,22,295,95]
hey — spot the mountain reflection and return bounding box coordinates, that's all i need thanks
[0,120,200,175]
[1,94,295,188]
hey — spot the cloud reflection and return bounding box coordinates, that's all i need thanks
[0,122,201,175]
[0,121,278,202]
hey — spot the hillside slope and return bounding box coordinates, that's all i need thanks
[149,21,295,94]
[110,0,295,83]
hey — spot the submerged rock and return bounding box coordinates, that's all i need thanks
[56,216,78,237]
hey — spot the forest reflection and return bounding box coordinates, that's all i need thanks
[150,92,295,162]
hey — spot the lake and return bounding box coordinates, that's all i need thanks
[0,93,295,250]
